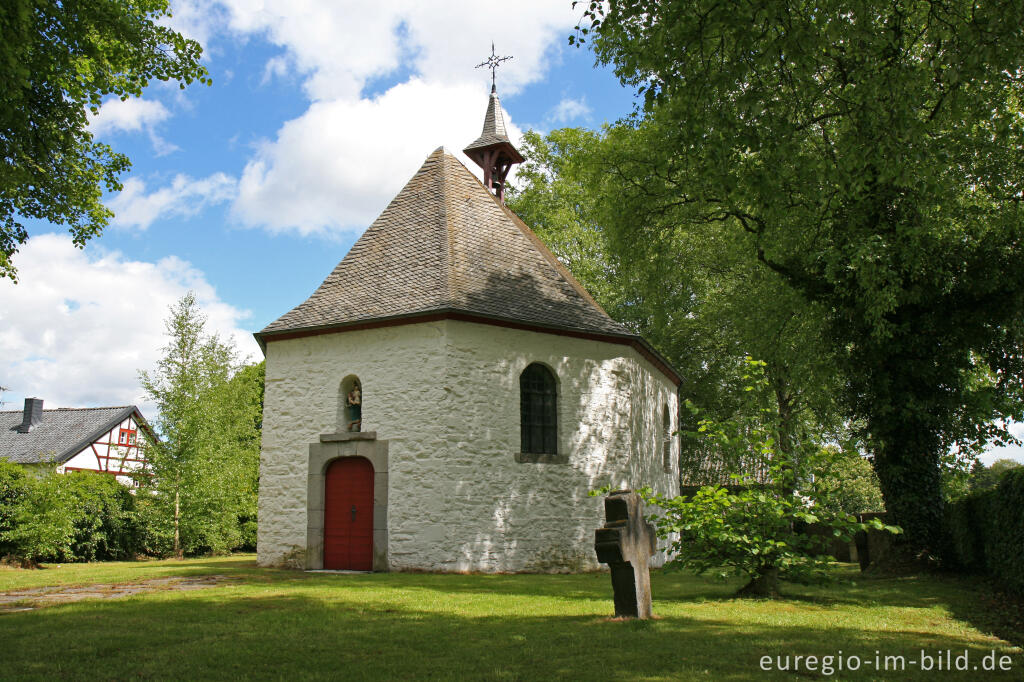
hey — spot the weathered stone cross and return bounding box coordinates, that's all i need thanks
[594,490,656,619]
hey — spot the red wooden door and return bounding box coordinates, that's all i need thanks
[324,457,374,570]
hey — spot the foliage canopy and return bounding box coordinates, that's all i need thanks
[0,0,208,280]
[139,293,261,556]
[634,359,898,596]
[508,128,848,484]
[576,0,1024,554]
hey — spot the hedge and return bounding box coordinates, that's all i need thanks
[945,466,1024,594]
[0,467,142,563]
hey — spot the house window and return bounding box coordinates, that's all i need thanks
[662,405,672,472]
[520,363,557,455]
[119,428,137,446]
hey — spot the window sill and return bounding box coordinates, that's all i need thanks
[515,452,569,465]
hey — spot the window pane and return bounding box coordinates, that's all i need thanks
[520,363,557,455]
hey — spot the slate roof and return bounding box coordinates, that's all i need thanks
[260,148,629,339]
[0,406,139,465]
[463,88,523,161]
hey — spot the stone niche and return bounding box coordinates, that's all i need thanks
[305,431,389,571]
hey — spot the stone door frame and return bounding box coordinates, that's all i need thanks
[306,432,388,571]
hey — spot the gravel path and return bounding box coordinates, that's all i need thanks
[0,575,233,612]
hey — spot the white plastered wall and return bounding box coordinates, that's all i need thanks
[257,318,679,572]
[258,321,448,568]
[433,320,678,572]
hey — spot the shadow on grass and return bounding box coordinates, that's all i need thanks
[0,586,1019,681]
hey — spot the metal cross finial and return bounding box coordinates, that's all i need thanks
[476,42,512,91]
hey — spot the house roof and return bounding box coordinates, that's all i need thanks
[0,406,148,465]
[257,148,681,385]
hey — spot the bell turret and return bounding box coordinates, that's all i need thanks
[463,45,523,203]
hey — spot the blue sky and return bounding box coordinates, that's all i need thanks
[0,2,1020,465]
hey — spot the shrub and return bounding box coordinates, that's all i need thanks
[0,461,31,556]
[633,358,899,596]
[945,467,1024,594]
[639,465,897,596]
[3,473,77,561]
[1,471,141,562]
[61,473,141,561]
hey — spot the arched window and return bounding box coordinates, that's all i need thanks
[520,363,557,455]
[662,404,673,472]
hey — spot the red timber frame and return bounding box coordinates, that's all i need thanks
[478,147,515,203]
[63,413,152,484]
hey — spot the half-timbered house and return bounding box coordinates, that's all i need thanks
[0,398,154,486]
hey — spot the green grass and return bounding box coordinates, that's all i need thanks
[0,556,1021,680]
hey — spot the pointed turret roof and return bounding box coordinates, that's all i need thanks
[257,148,679,385]
[463,88,524,163]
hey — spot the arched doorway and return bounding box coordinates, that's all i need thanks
[324,457,374,570]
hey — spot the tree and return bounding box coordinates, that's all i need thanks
[508,128,850,484]
[202,361,263,551]
[0,0,209,281]
[576,1,1024,557]
[139,292,250,557]
[813,447,886,516]
[969,458,1023,493]
[634,359,898,597]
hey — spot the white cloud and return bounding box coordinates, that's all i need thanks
[548,96,592,124]
[159,0,232,56]
[205,1,574,101]
[261,55,291,85]
[0,234,259,415]
[150,5,573,233]
[109,173,237,231]
[90,98,171,135]
[89,97,179,155]
[232,79,523,234]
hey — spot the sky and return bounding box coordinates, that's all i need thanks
[0,2,1020,466]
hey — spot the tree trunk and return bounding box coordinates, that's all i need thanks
[855,339,950,565]
[174,489,182,559]
[737,566,780,598]
[872,438,946,563]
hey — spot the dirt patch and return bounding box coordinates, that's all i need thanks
[0,575,235,613]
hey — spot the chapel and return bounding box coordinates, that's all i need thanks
[255,84,681,572]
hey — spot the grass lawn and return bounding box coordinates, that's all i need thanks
[0,556,1021,680]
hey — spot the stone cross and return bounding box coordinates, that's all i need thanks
[594,490,656,619]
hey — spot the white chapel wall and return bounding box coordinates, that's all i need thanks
[258,318,679,572]
[405,319,678,572]
[258,321,449,568]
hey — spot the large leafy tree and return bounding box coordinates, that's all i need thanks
[139,293,259,556]
[0,0,208,280]
[576,0,1024,556]
[509,128,848,481]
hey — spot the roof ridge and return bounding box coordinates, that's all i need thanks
[0,405,134,414]
[498,199,615,322]
[440,152,456,307]
[442,151,619,325]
